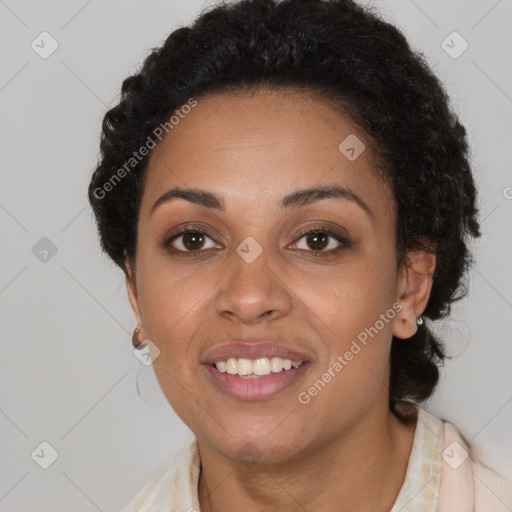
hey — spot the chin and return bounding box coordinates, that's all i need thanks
[199,419,313,466]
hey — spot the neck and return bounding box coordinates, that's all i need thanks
[198,401,418,512]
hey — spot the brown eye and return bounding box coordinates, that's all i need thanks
[291,227,351,256]
[166,229,218,252]
[305,232,329,251]
[182,232,205,250]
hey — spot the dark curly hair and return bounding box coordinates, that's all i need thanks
[88,0,481,424]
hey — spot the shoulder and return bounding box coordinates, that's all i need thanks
[120,438,200,512]
[471,448,512,511]
[435,412,512,512]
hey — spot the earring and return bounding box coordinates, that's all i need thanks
[132,327,144,350]
[416,315,424,325]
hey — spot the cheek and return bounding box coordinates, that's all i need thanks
[299,299,394,425]
[294,249,396,339]
[293,258,396,399]
[137,249,214,339]
[139,271,206,418]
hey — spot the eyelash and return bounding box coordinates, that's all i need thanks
[163,224,351,258]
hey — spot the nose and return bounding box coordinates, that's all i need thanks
[215,246,293,325]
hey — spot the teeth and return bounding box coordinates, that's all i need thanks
[214,357,303,376]
[253,358,270,375]
[270,357,284,372]
[226,358,238,375]
[216,361,227,373]
[237,358,253,376]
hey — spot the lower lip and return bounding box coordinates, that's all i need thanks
[203,363,310,401]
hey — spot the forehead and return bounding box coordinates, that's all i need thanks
[140,88,394,219]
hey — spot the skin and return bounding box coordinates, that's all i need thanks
[124,88,436,512]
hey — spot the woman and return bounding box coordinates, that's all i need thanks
[88,0,512,510]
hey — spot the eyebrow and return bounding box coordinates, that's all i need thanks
[150,184,374,220]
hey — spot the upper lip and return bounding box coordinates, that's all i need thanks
[201,342,312,366]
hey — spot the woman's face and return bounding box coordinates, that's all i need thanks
[126,88,417,464]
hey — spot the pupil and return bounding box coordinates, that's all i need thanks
[307,232,328,250]
[183,232,204,250]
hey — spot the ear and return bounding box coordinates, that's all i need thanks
[124,251,143,329]
[393,248,436,339]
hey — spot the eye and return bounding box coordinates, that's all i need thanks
[165,228,220,253]
[291,227,350,255]
[163,225,350,257]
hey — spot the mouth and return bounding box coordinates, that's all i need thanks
[213,356,305,377]
[201,343,312,401]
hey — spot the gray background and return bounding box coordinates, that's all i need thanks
[1,0,511,510]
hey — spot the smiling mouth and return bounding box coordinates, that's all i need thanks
[212,357,305,378]
[203,356,310,400]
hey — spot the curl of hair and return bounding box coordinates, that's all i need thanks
[88,0,481,423]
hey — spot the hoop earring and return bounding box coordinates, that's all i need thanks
[132,328,144,350]
[416,316,424,325]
